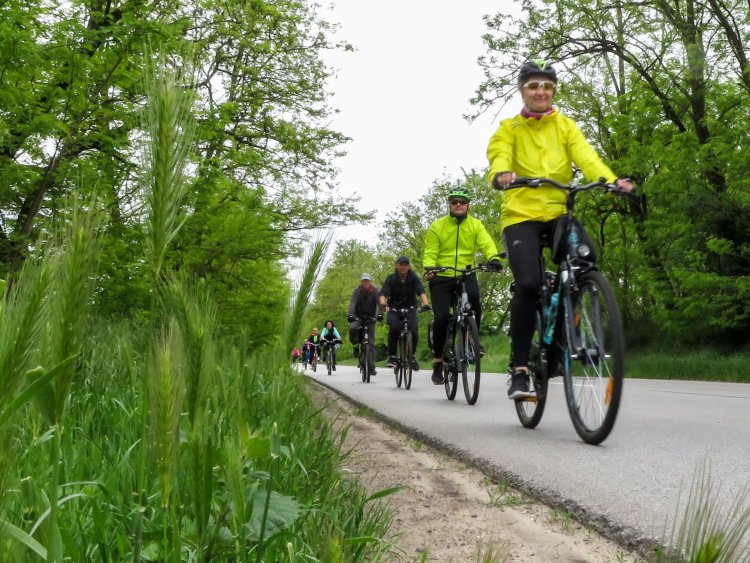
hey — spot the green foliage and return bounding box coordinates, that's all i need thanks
[0,0,364,337]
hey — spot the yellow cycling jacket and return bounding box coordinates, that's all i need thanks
[486,111,617,230]
[423,214,499,278]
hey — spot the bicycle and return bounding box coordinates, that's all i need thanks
[497,177,629,445]
[356,316,381,383]
[308,343,320,373]
[390,306,431,390]
[425,263,502,405]
[321,338,341,376]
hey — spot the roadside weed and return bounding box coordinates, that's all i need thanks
[657,460,750,562]
[487,479,527,508]
[546,508,575,534]
[474,534,510,562]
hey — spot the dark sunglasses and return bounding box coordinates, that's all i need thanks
[449,199,469,205]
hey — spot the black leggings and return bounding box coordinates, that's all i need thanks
[503,218,595,367]
[428,275,481,360]
[386,309,419,356]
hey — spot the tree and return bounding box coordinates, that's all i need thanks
[0,0,368,334]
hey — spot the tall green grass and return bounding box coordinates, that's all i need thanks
[0,57,400,562]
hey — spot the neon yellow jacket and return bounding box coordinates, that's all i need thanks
[423,214,499,278]
[486,111,617,230]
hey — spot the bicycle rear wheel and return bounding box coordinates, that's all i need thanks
[444,324,458,400]
[403,335,413,390]
[461,317,481,405]
[515,308,548,428]
[562,271,624,445]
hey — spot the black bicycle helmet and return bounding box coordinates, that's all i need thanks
[518,59,557,84]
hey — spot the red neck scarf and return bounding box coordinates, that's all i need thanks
[521,106,556,120]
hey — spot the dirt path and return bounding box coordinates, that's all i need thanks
[309,380,644,562]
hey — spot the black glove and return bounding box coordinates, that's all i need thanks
[376,313,384,322]
[418,304,432,313]
[488,258,503,272]
[347,314,356,322]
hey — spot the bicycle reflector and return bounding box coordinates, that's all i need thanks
[577,244,591,258]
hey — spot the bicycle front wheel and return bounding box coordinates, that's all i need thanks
[444,323,458,400]
[461,317,481,405]
[326,350,332,375]
[364,341,374,383]
[515,308,548,428]
[360,344,369,383]
[562,271,624,445]
[403,335,413,390]
[395,336,404,388]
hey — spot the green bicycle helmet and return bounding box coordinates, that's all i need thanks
[447,188,471,202]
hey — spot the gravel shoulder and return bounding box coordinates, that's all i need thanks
[308,379,644,562]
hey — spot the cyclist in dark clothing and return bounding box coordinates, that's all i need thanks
[379,256,431,371]
[347,273,381,376]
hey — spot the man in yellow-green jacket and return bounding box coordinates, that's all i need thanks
[486,59,633,400]
[422,188,501,384]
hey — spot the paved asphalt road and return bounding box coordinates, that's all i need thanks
[301,361,750,551]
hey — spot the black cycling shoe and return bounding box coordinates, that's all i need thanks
[507,370,534,400]
[411,359,420,371]
[431,363,445,385]
[385,356,397,368]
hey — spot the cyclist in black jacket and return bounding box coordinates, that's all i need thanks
[379,256,431,371]
[347,273,381,376]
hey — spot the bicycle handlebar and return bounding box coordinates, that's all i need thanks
[498,176,634,196]
[424,263,502,276]
[389,306,431,315]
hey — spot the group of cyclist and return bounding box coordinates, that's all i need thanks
[299,320,342,370]
[301,60,634,400]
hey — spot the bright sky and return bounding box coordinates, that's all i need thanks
[321,1,521,245]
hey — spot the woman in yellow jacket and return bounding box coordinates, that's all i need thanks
[423,188,501,384]
[487,59,633,400]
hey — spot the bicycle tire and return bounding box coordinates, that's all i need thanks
[364,341,373,383]
[395,335,404,388]
[312,354,317,372]
[360,342,368,383]
[444,323,458,400]
[326,348,332,375]
[461,317,481,405]
[515,308,548,428]
[404,335,413,390]
[562,271,624,445]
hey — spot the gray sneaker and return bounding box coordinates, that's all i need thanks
[507,370,534,400]
[385,356,397,368]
